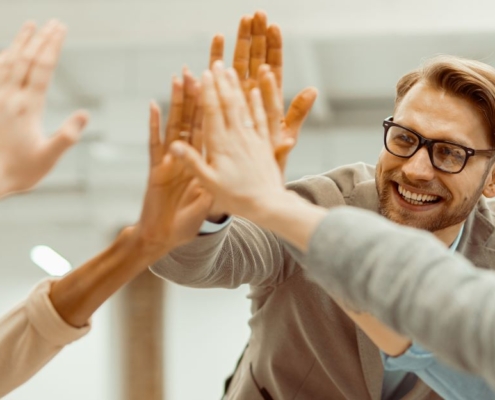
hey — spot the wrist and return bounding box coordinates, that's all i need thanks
[241,190,302,223]
[128,225,172,262]
[241,190,327,252]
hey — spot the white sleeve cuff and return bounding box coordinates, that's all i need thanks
[199,216,232,235]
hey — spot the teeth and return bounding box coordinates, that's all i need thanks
[397,185,439,205]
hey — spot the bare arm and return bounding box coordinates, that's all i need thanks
[0,42,209,394]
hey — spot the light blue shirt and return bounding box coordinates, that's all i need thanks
[381,225,495,400]
[383,342,494,400]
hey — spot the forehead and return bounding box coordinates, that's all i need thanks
[394,82,491,148]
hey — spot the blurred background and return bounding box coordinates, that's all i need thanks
[1,0,495,398]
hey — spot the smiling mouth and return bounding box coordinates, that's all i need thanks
[397,184,441,206]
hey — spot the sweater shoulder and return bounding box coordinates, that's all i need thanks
[287,162,376,208]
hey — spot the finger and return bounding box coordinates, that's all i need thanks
[274,137,296,173]
[224,67,252,128]
[260,71,283,146]
[149,101,164,167]
[0,51,12,86]
[202,69,227,157]
[169,141,218,194]
[164,77,184,152]
[191,82,204,153]
[232,15,252,81]
[11,21,37,50]
[9,21,37,86]
[249,10,267,79]
[39,110,89,168]
[257,63,270,80]
[285,87,318,139]
[213,62,248,129]
[266,24,283,98]
[249,88,270,141]
[255,64,270,95]
[209,34,224,69]
[25,21,64,94]
[181,67,198,137]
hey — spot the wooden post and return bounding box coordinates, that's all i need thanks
[120,270,165,400]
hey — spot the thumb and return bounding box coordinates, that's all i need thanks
[284,87,318,138]
[169,141,218,192]
[274,137,295,174]
[41,110,89,165]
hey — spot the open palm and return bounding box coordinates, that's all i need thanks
[136,75,212,256]
[0,21,88,197]
[209,10,318,173]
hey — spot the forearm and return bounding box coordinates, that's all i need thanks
[151,216,289,288]
[150,225,232,287]
[303,207,495,385]
[344,308,411,356]
[50,227,162,328]
[243,190,328,252]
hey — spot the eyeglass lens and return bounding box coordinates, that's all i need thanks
[385,125,467,172]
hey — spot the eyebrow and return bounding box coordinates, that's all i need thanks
[397,121,475,149]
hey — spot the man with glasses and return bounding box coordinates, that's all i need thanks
[152,53,495,399]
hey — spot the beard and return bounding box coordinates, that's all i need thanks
[375,168,486,232]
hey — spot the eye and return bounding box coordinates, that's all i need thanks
[434,143,466,165]
[388,127,417,147]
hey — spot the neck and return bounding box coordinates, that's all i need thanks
[433,221,464,247]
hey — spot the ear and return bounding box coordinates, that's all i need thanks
[482,163,495,198]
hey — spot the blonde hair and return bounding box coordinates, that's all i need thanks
[396,55,495,144]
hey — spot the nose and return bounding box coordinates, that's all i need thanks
[401,147,436,181]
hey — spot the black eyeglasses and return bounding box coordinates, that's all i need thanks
[383,116,495,174]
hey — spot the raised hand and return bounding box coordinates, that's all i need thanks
[48,72,211,331]
[209,11,318,173]
[169,64,413,357]
[135,71,212,257]
[0,21,89,197]
[169,62,285,219]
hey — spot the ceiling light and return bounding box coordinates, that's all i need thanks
[30,245,72,277]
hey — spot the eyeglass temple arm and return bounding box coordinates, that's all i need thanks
[473,149,495,156]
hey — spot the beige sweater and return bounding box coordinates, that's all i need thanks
[0,279,90,398]
[152,163,446,400]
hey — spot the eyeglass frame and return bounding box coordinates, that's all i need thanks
[382,116,495,174]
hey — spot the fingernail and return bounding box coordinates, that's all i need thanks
[226,68,237,80]
[202,70,213,82]
[213,60,224,70]
[251,88,261,98]
[76,115,87,128]
[171,142,184,157]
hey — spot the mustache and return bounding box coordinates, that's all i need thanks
[385,171,449,197]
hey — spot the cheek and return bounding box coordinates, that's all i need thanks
[377,150,402,175]
[446,176,478,203]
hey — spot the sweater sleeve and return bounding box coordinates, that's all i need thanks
[301,206,495,390]
[150,217,292,289]
[0,278,91,397]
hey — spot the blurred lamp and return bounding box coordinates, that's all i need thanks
[30,245,72,276]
